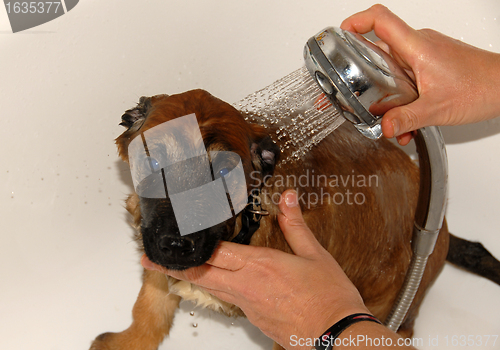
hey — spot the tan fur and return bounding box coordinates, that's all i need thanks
[90,90,449,349]
[90,270,181,350]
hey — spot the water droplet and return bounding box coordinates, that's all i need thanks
[192,323,198,328]
[190,311,195,316]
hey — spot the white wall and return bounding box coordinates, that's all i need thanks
[1,1,499,349]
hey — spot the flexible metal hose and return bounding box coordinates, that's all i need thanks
[385,254,429,331]
[385,126,448,332]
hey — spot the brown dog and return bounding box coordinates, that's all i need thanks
[90,89,498,350]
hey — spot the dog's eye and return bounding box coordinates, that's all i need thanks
[218,167,230,178]
[145,157,161,173]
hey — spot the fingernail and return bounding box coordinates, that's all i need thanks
[285,191,299,207]
[392,119,400,136]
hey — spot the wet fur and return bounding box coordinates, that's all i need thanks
[90,89,498,350]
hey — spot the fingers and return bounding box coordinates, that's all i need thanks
[277,190,324,258]
[340,5,415,59]
[140,240,262,293]
[342,5,428,142]
[396,133,414,146]
[141,254,208,280]
[141,254,233,291]
[382,98,434,139]
[204,242,249,271]
[141,254,160,271]
[373,39,390,55]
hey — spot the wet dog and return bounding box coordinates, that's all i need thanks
[90,89,500,350]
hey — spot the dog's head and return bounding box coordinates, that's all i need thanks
[116,90,280,270]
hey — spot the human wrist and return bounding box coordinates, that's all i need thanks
[315,313,382,350]
[460,47,500,124]
[313,304,371,346]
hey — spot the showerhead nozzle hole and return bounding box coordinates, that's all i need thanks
[315,71,334,95]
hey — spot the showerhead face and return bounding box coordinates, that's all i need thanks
[304,27,418,139]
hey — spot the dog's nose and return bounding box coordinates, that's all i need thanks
[159,236,195,258]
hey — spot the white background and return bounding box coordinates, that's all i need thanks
[1,1,499,349]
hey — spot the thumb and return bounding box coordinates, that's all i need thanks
[277,189,324,257]
[381,98,433,138]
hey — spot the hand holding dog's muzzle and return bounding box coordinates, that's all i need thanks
[141,189,370,349]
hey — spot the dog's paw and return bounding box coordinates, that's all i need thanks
[89,332,116,350]
[90,331,160,350]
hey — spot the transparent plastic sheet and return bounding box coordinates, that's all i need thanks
[127,114,248,236]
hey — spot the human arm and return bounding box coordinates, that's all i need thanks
[341,4,500,145]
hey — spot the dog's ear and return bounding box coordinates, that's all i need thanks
[119,96,153,132]
[251,136,280,180]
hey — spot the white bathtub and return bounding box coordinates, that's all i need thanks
[1,1,499,349]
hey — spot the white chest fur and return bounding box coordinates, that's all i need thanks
[166,276,243,317]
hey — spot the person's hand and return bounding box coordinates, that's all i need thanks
[341,4,500,145]
[141,189,369,349]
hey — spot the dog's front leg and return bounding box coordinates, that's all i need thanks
[90,269,180,350]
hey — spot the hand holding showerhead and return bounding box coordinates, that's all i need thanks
[341,4,500,145]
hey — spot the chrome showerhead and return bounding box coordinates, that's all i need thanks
[304,27,418,139]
